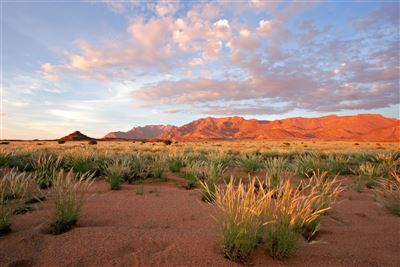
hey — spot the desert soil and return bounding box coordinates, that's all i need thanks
[0,176,399,267]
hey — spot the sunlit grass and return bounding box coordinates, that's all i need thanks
[50,170,93,234]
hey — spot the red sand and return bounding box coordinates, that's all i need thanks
[0,179,399,267]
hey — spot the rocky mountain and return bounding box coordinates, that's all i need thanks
[104,125,177,140]
[60,131,95,141]
[104,114,399,141]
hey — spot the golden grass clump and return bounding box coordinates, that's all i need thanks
[355,162,381,188]
[300,171,342,241]
[0,168,30,200]
[204,172,340,262]
[0,169,31,236]
[204,177,273,262]
[50,170,93,234]
[105,159,130,190]
[33,153,62,189]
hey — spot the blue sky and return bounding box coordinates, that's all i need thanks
[1,0,399,139]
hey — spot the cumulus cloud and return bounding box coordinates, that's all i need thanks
[40,1,399,116]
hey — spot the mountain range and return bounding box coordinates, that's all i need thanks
[102,114,399,142]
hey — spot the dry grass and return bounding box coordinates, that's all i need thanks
[203,171,337,262]
[50,170,93,234]
[202,176,273,262]
[0,168,30,200]
[374,171,400,216]
[105,159,130,190]
[33,154,62,189]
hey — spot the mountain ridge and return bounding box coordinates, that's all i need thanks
[103,114,399,141]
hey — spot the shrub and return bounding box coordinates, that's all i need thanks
[33,154,62,189]
[105,159,130,190]
[374,171,400,216]
[57,140,66,144]
[238,154,263,173]
[203,177,273,263]
[163,140,172,145]
[50,170,93,234]
[88,140,97,145]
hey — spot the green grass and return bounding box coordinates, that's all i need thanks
[238,154,263,173]
[265,223,299,259]
[167,156,185,173]
[105,159,130,190]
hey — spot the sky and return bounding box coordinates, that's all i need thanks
[1,0,399,139]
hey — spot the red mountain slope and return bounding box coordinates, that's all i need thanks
[159,114,399,141]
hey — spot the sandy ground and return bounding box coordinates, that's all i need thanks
[0,177,399,267]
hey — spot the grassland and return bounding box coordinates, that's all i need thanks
[0,140,399,266]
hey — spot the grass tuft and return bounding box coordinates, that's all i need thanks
[374,171,400,216]
[33,154,62,189]
[105,159,130,190]
[50,170,93,234]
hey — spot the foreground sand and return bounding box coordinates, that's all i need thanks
[0,175,399,267]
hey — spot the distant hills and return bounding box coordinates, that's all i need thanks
[102,114,399,142]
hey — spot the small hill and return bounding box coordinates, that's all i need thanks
[60,131,95,141]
